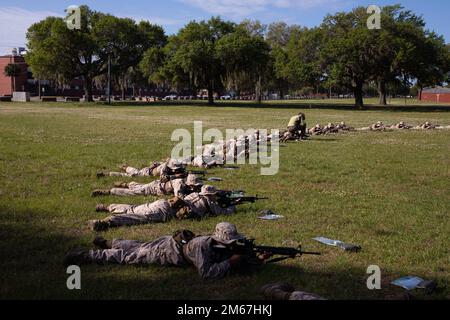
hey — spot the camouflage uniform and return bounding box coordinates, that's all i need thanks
[107,159,183,179]
[110,174,202,197]
[308,124,324,136]
[416,121,436,130]
[192,154,224,168]
[110,178,186,197]
[65,222,247,280]
[322,123,338,135]
[262,283,326,300]
[90,198,186,230]
[182,222,246,279]
[183,185,236,219]
[389,121,411,130]
[370,121,386,131]
[336,121,353,131]
[88,236,187,266]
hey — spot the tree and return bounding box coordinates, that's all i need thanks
[266,22,301,99]
[284,27,324,93]
[4,63,22,93]
[216,24,271,103]
[370,5,450,105]
[321,8,379,108]
[408,32,450,100]
[26,6,107,101]
[166,17,235,104]
[26,7,166,101]
[267,22,301,47]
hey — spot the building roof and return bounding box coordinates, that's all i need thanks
[423,87,450,94]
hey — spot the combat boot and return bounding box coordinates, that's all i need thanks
[96,171,106,178]
[91,189,111,197]
[261,283,295,300]
[113,181,129,188]
[89,219,110,232]
[93,236,112,249]
[95,204,108,212]
[63,248,92,267]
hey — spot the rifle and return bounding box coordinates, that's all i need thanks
[187,170,209,176]
[216,190,268,208]
[215,238,321,265]
[168,170,208,180]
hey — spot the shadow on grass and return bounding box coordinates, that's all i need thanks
[95,100,450,113]
[73,251,448,300]
[0,206,81,299]
[0,206,446,300]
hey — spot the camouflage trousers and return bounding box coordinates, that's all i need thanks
[289,291,325,300]
[104,203,174,227]
[109,166,152,177]
[110,181,164,196]
[88,237,187,266]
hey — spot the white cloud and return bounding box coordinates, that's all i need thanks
[180,0,339,17]
[0,7,62,55]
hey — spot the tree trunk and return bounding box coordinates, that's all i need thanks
[84,75,93,102]
[279,88,283,100]
[207,81,214,105]
[378,80,387,105]
[121,84,125,101]
[354,83,364,109]
[418,85,423,101]
[255,76,262,104]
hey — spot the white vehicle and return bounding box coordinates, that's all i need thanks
[163,95,178,100]
[220,95,232,100]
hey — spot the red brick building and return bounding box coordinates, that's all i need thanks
[420,87,450,103]
[0,55,28,96]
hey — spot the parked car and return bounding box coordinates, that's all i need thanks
[220,95,232,100]
[163,95,178,100]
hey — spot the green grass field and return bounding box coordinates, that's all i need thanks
[0,100,449,300]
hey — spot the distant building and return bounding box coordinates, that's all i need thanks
[0,54,28,96]
[420,87,450,103]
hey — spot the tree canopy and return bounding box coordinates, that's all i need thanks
[26,5,450,107]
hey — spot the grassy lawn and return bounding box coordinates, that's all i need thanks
[0,101,449,300]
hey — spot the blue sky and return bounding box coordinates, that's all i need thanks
[0,0,448,54]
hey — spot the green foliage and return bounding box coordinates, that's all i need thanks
[3,63,21,77]
[24,5,450,107]
[216,26,270,96]
[26,6,166,101]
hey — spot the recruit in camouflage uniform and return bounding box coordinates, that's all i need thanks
[89,197,189,231]
[180,185,236,219]
[308,124,324,135]
[336,121,354,131]
[91,174,203,198]
[97,159,184,179]
[261,283,326,301]
[387,121,412,130]
[90,185,236,231]
[64,222,269,280]
[322,123,339,135]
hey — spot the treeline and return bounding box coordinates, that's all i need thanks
[26,5,450,108]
